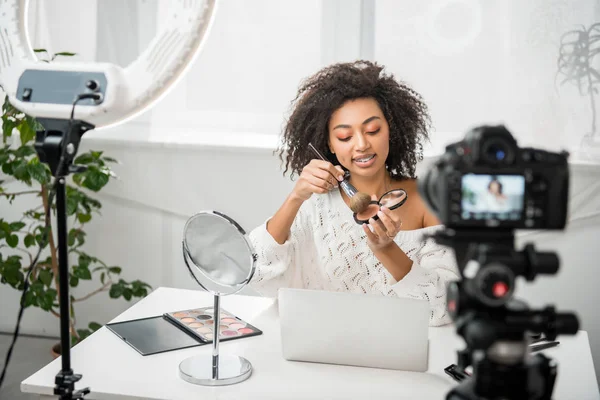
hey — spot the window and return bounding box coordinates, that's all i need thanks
[19,0,600,160]
[373,0,600,158]
[150,0,323,138]
[23,0,324,144]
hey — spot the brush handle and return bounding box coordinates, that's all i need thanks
[530,341,560,353]
[308,143,327,161]
[308,142,359,198]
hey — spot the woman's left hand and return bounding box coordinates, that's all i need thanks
[363,199,403,252]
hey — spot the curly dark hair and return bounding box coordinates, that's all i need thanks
[277,60,431,180]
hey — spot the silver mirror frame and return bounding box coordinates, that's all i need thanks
[178,210,256,386]
[182,210,256,296]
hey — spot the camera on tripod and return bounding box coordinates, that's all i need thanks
[418,125,580,400]
[420,124,569,231]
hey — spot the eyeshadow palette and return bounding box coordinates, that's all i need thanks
[164,307,262,343]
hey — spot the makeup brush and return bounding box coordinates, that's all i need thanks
[308,143,371,214]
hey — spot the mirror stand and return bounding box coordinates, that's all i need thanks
[178,294,252,386]
[179,211,256,386]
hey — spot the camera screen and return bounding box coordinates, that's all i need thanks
[460,174,525,221]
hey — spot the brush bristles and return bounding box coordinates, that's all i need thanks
[349,192,372,214]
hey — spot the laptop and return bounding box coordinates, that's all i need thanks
[278,288,430,371]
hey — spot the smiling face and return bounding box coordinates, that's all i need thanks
[327,97,390,180]
[489,181,501,195]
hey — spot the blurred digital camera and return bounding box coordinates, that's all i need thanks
[419,125,569,230]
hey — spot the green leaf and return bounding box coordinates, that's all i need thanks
[39,269,53,286]
[67,229,85,247]
[46,287,57,298]
[81,167,110,192]
[85,196,102,210]
[1,220,11,234]
[77,213,92,223]
[38,293,52,311]
[2,161,14,175]
[67,230,76,246]
[18,118,36,145]
[74,266,92,280]
[89,322,102,331]
[69,275,79,287]
[74,153,95,165]
[13,145,36,158]
[123,288,132,301]
[53,52,76,57]
[108,266,122,274]
[23,290,36,307]
[66,195,79,215]
[35,232,47,247]
[28,160,50,185]
[9,222,26,231]
[24,210,44,221]
[2,118,17,139]
[12,159,31,185]
[72,173,83,186]
[78,254,91,269]
[30,117,44,131]
[6,255,22,265]
[100,272,105,284]
[0,152,9,165]
[109,284,123,298]
[6,234,18,247]
[76,328,92,343]
[24,234,35,248]
[131,280,151,297]
[33,48,48,53]
[2,260,24,287]
[76,230,85,246]
[30,280,44,294]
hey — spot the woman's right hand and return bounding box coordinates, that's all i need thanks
[291,160,345,201]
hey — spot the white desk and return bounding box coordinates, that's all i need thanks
[22,287,600,400]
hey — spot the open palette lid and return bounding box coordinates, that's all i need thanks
[106,316,203,356]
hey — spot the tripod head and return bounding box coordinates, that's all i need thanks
[430,228,579,400]
[432,229,579,400]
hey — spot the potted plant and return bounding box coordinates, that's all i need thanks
[0,50,151,353]
[556,22,600,143]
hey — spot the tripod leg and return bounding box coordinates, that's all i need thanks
[56,178,73,378]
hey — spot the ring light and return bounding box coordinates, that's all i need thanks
[0,2,217,398]
[0,0,217,129]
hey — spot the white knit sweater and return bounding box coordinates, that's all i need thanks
[248,189,460,326]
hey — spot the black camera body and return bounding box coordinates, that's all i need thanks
[419,125,569,230]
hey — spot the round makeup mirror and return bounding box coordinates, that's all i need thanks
[379,189,408,210]
[179,211,256,386]
[353,189,408,225]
